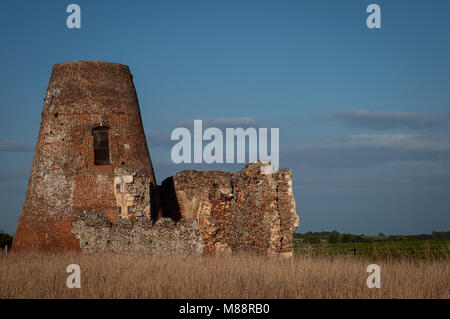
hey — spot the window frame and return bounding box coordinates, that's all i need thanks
[92,127,111,166]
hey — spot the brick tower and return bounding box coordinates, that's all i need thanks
[13,61,158,252]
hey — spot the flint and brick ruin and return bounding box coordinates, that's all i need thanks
[12,61,299,256]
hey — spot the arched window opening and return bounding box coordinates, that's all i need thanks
[93,127,110,165]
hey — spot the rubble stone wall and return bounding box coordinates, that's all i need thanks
[71,210,204,256]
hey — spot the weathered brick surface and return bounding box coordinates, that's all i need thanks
[160,162,299,256]
[13,61,157,252]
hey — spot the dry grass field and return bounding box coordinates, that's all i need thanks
[0,252,448,299]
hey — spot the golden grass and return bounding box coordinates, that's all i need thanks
[0,252,448,299]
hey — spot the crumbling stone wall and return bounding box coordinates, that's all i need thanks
[160,162,299,256]
[69,162,299,257]
[71,210,203,256]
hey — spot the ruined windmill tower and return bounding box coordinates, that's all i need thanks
[13,61,158,252]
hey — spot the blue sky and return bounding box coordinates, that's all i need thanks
[1,0,449,235]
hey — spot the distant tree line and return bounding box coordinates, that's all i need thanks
[0,231,13,249]
[294,230,450,244]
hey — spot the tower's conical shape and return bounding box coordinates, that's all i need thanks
[13,61,157,252]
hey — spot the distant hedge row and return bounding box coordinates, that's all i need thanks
[295,230,450,244]
[0,231,13,249]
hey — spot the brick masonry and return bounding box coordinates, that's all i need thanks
[13,61,158,252]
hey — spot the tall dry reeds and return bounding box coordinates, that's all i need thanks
[0,253,448,298]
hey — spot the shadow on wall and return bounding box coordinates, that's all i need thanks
[158,178,182,221]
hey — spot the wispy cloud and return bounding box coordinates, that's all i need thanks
[146,117,263,149]
[146,130,171,148]
[296,134,450,152]
[179,117,260,128]
[332,110,450,130]
[0,142,34,152]
[283,134,450,169]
